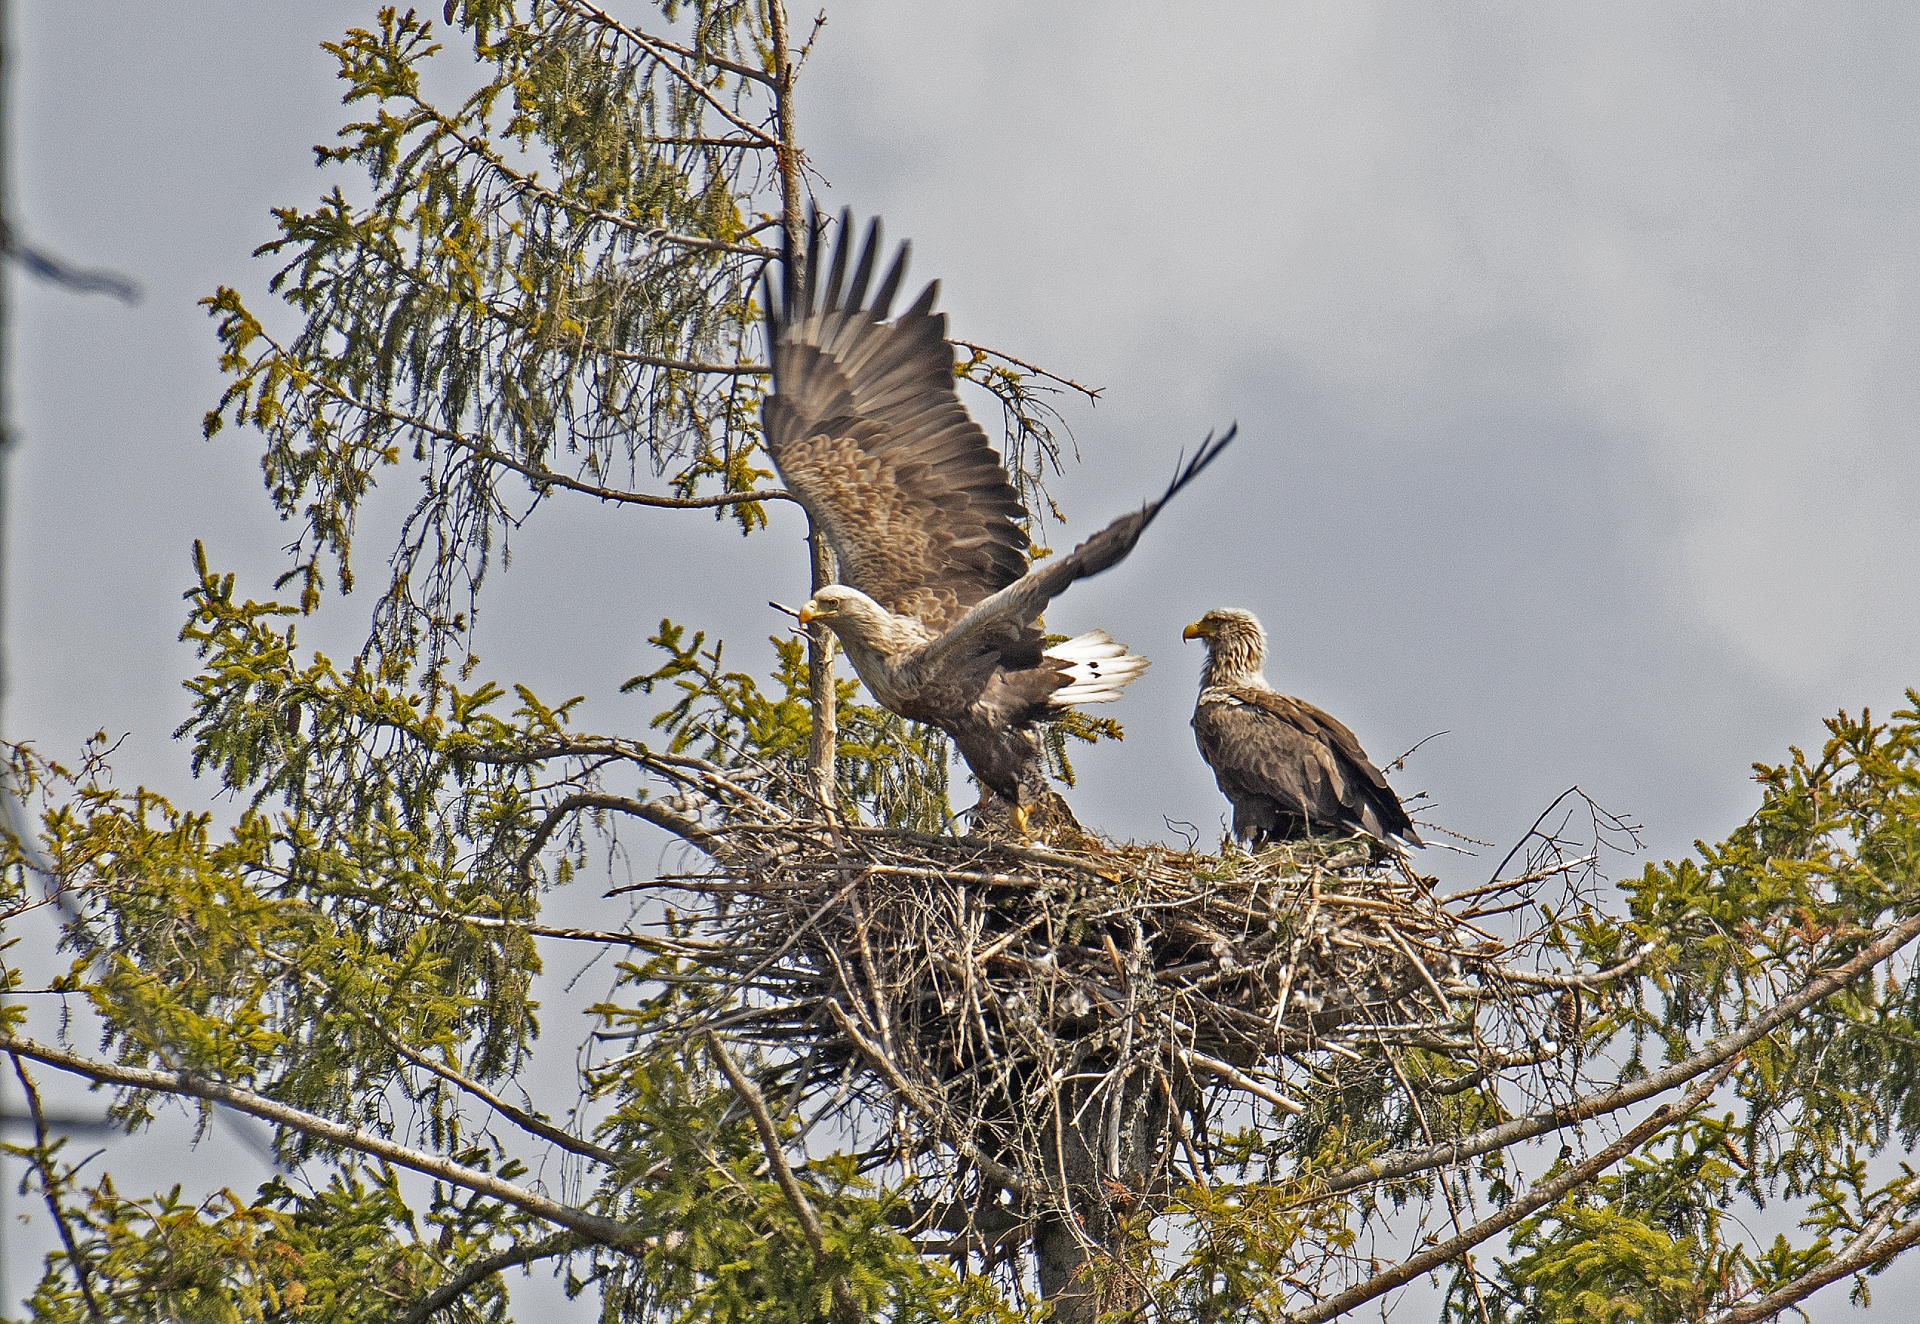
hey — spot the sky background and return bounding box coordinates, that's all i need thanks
[3,1,1918,1317]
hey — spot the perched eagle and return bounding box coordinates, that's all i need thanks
[1183,608,1422,849]
[764,211,1234,834]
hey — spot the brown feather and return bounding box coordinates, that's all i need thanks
[1187,608,1421,848]
[764,243,1030,635]
[770,214,1223,815]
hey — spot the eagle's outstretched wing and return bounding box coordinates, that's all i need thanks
[916,427,1236,675]
[763,211,1030,634]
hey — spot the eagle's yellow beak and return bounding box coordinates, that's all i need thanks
[1182,620,1210,641]
[797,600,823,624]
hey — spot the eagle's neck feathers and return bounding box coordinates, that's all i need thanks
[833,596,935,656]
[813,587,938,711]
[1199,620,1271,695]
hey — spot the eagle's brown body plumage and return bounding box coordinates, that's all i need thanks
[1184,609,1422,849]
[764,212,1232,823]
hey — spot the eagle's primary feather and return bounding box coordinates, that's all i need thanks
[764,210,1233,825]
[1184,608,1422,849]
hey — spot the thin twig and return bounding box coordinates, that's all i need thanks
[262,949,622,1169]
[707,1033,866,1324]
[949,339,1104,404]
[1484,942,1657,991]
[8,1054,107,1324]
[396,1231,578,1324]
[519,791,722,872]
[1177,1048,1304,1114]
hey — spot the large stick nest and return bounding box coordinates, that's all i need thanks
[617,792,1641,1256]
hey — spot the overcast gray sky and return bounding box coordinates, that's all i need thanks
[4,2,1918,1317]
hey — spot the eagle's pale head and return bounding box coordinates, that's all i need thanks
[1182,607,1268,688]
[796,584,921,654]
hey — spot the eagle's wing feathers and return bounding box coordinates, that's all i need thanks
[765,213,1030,633]
[917,425,1236,674]
[1194,698,1351,824]
[1242,692,1396,797]
[1199,687,1421,845]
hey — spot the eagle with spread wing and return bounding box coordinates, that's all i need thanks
[763,211,1233,834]
[1184,608,1422,849]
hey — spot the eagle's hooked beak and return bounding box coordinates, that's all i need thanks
[797,600,824,624]
[1182,620,1211,642]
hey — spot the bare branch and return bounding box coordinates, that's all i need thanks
[596,345,770,375]
[440,424,789,510]
[1484,942,1657,991]
[0,1034,648,1250]
[1436,854,1596,906]
[396,1231,578,1324]
[707,1033,866,1324]
[450,737,791,825]
[1177,1048,1303,1115]
[376,1017,621,1169]
[406,905,728,957]
[949,339,1103,405]
[642,136,770,148]
[519,792,723,873]
[619,33,777,87]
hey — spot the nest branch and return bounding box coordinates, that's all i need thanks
[579,792,1631,1201]
[503,753,1652,1288]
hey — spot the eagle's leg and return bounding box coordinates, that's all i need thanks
[969,781,1029,839]
[1009,798,1032,841]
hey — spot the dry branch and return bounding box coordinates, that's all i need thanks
[549,796,1632,1274]
[708,1033,867,1323]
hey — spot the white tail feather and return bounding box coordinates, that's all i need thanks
[1046,630,1150,706]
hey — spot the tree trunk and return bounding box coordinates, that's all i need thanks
[1033,1068,1166,1323]
[806,525,838,811]
[767,0,838,813]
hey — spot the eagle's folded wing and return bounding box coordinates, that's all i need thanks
[1243,692,1396,799]
[1195,698,1353,815]
[1233,689,1422,845]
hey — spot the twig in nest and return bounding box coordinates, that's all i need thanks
[1179,1048,1304,1114]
